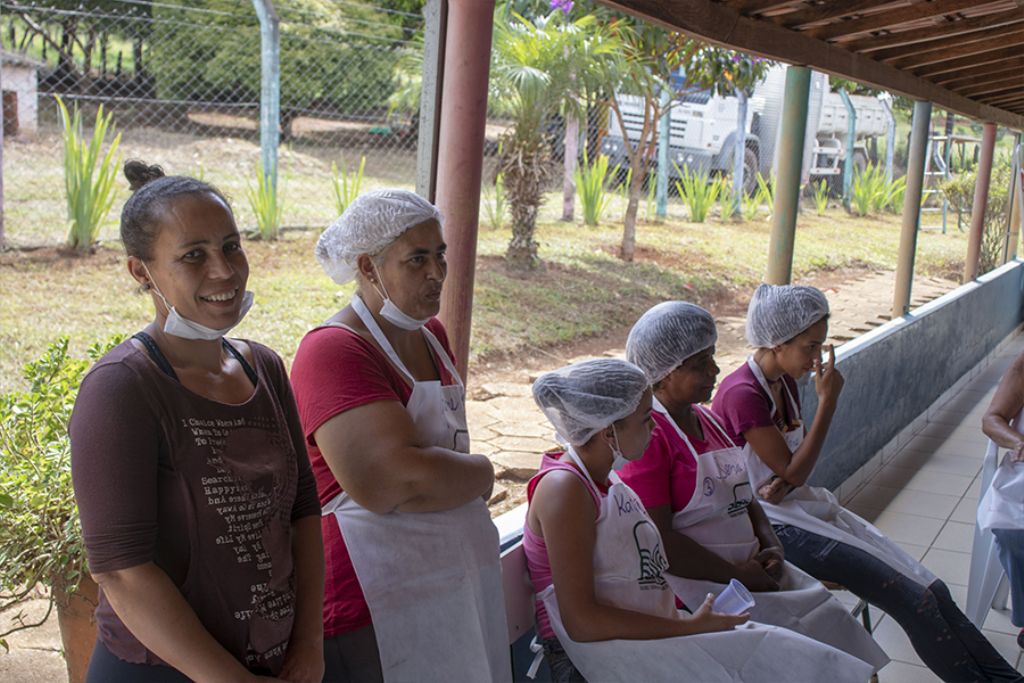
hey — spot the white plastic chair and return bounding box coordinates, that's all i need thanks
[965,440,1011,628]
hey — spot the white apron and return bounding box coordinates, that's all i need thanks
[540,447,876,682]
[978,408,1024,532]
[657,401,888,671]
[743,356,936,588]
[320,297,510,683]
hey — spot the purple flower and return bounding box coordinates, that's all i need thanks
[550,0,573,14]
[731,54,742,63]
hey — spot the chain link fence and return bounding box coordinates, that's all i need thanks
[1,0,428,246]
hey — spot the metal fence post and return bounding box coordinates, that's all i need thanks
[766,65,811,285]
[656,86,670,219]
[838,89,856,211]
[417,0,447,202]
[0,56,5,249]
[252,0,279,191]
[892,99,932,319]
[1006,134,1023,263]
[881,96,895,186]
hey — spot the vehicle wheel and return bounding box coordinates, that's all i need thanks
[853,149,869,175]
[742,147,759,195]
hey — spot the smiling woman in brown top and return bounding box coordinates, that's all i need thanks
[69,161,322,683]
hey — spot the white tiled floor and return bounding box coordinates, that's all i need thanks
[842,334,1024,680]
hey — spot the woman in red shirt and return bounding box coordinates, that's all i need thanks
[290,189,507,682]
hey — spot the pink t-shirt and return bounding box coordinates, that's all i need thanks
[523,452,606,640]
[619,407,735,513]
[289,318,455,638]
[712,362,800,447]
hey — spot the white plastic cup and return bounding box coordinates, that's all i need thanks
[713,579,756,615]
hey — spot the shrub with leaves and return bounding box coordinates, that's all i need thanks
[331,156,367,216]
[673,163,721,223]
[812,180,829,216]
[247,163,283,241]
[719,181,737,222]
[574,150,620,226]
[0,336,121,648]
[849,164,906,217]
[482,169,508,230]
[57,96,122,253]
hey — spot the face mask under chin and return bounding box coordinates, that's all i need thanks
[143,264,254,341]
[371,265,432,331]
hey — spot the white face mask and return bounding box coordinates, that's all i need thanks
[610,425,630,471]
[371,264,431,331]
[143,264,254,341]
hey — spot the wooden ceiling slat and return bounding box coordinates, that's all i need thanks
[888,31,1024,69]
[595,0,1024,128]
[777,0,894,29]
[939,63,1024,88]
[914,44,1024,77]
[842,8,1024,52]
[806,0,1001,41]
[723,0,803,14]
[969,85,1024,100]
[870,22,1024,62]
[982,92,1024,105]
[956,76,1024,98]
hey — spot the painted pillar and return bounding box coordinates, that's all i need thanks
[892,100,932,318]
[964,122,998,281]
[838,89,856,211]
[435,0,495,379]
[881,96,895,186]
[0,59,5,248]
[252,0,280,190]
[1007,134,1023,262]
[656,87,670,219]
[766,66,811,285]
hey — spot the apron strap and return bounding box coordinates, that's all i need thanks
[351,295,417,385]
[694,405,739,449]
[652,396,701,461]
[563,447,608,499]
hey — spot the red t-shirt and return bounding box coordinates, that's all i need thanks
[712,362,801,447]
[619,407,735,513]
[289,319,455,637]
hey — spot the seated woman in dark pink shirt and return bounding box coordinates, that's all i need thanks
[619,301,886,671]
[712,283,1021,683]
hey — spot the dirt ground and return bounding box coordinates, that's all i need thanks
[0,267,959,681]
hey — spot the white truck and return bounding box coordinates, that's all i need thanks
[600,67,891,193]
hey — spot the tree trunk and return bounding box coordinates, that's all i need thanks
[561,113,579,222]
[620,170,644,261]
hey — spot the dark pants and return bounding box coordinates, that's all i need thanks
[776,523,1023,683]
[993,528,1024,628]
[322,623,384,683]
[542,637,585,683]
[86,639,193,683]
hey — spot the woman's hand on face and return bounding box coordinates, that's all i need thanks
[813,344,844,407]
[277,637,325,683]
[686,594,750,634]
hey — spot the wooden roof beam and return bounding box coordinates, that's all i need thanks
[889,31,1024,69]
[915,44,1024,77]
[956,77,1024,98]
[807,0,1004,41]
[722,0,805,15]
[842,8,1024,53]
[778,0,897,29]
[939,63,1024,88]
[981,94,1024,108]
[870,22,1024,62]
[595,0,1024,128]
[971,85,1024,101]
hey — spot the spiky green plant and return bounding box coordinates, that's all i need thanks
[673,163,721,223]
[331,156,366,216]
[754,173,775,216]
[719,181,737,222]
[574,149,620,226]
[483,170,507,230]
[247,163,282,240]
[813,179,829,216]
[56,96,122,252]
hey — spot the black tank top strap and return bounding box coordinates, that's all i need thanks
[222,339,259,387]
[132,332,178,381]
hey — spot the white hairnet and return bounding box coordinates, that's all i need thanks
[745,284,830,347]
[626,301,718,384]
[532,359,649,446]
[315,188,443,284]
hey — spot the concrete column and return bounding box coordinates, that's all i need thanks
[435,0,495,380]
[892,100,932,318]
[766,66,811,285]
[965,122,998,281]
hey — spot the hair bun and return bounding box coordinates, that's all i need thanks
[124,160,166,192]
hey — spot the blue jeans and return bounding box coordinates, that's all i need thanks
[542,637,585,682]
[776,524,1023,683]
[993,528,1024,628]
